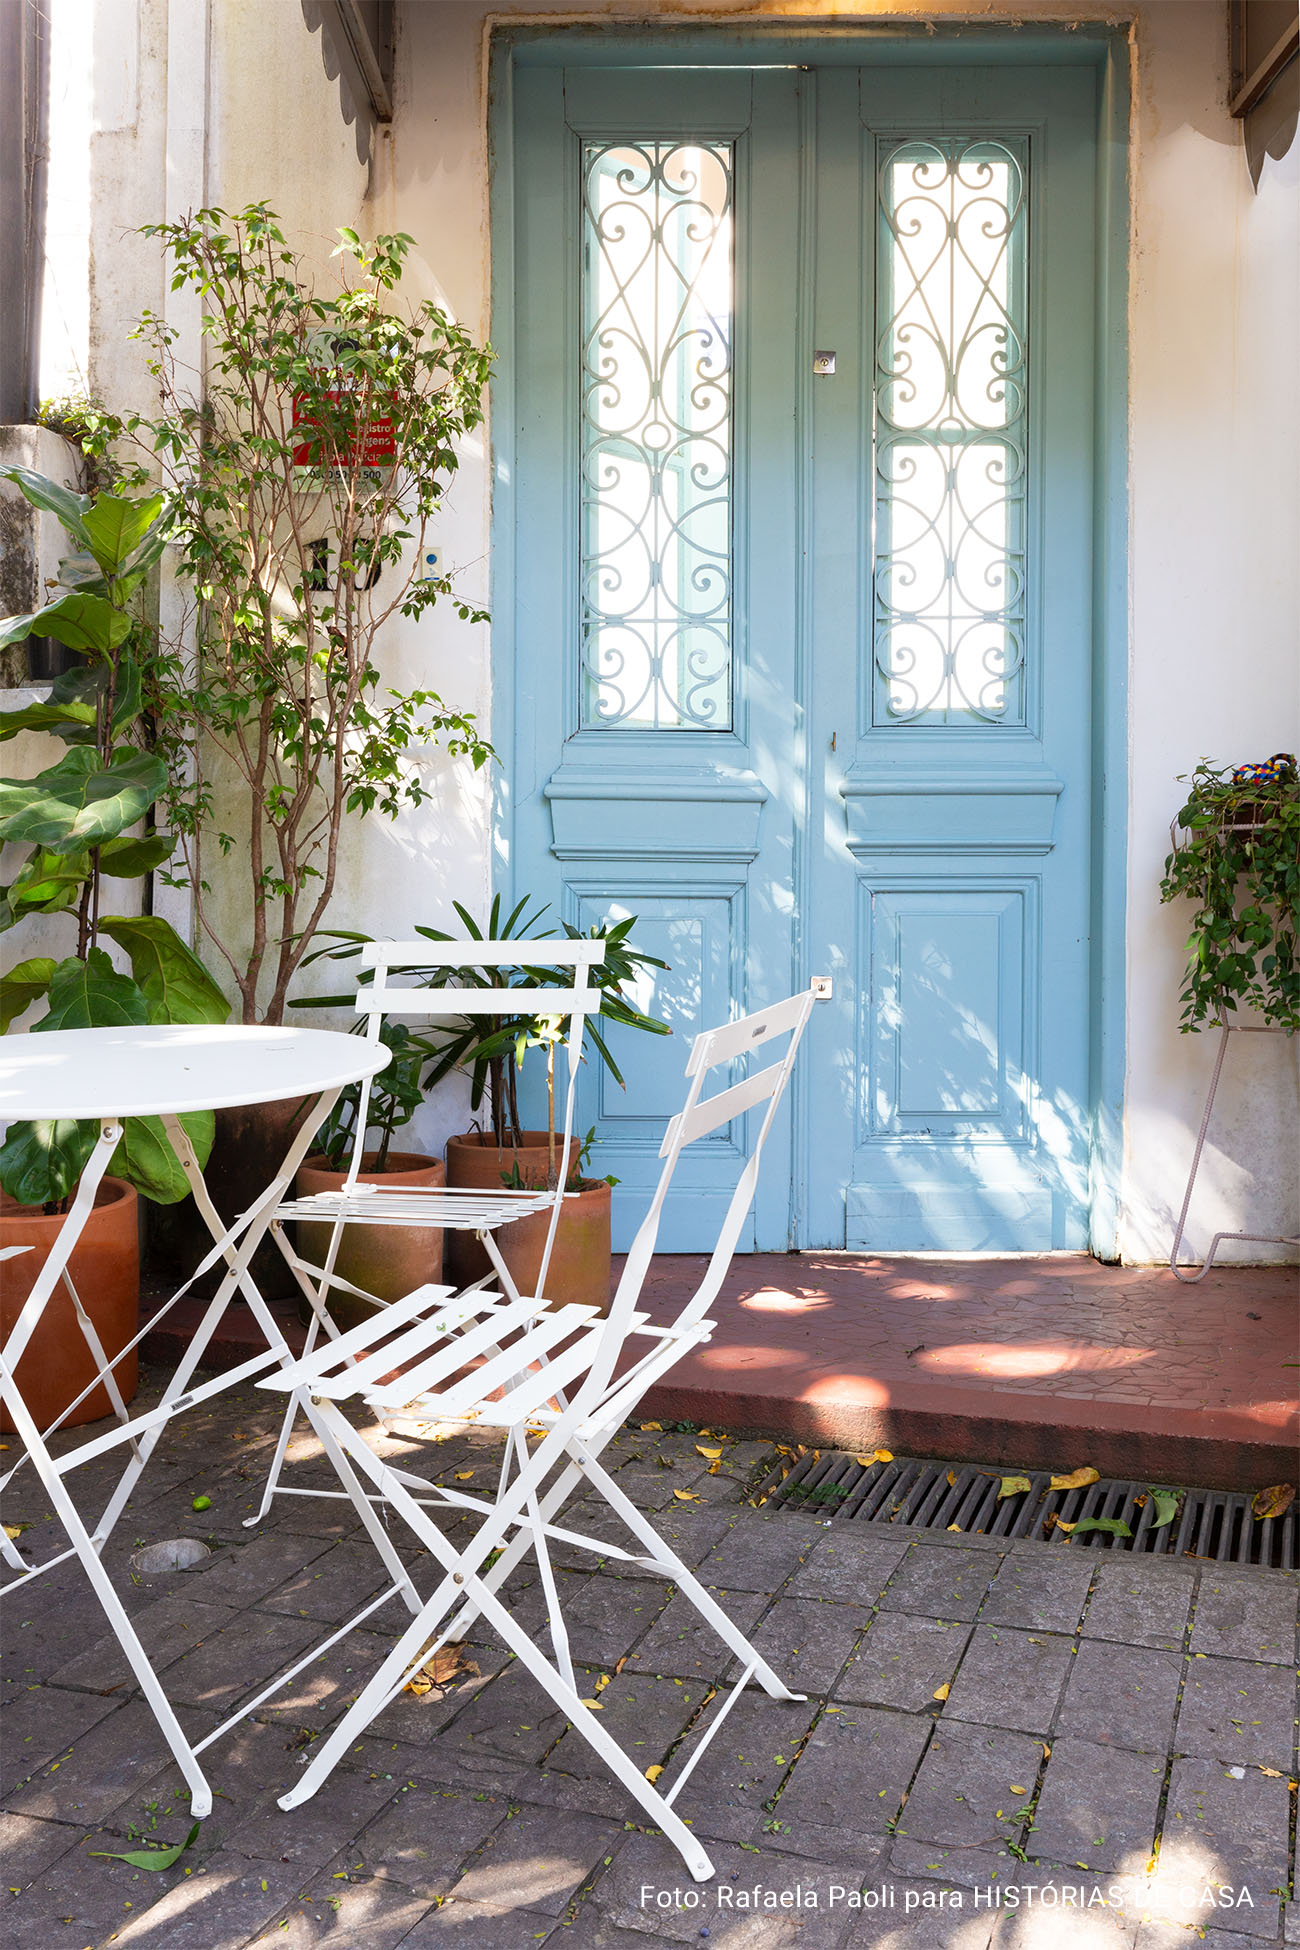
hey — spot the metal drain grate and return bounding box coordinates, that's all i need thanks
[750,1450,1299,1571]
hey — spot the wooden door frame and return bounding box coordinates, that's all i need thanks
[488,21,1130,1258]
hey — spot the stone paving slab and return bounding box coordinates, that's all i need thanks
[1174,1655,1297,1769]
[1189,1571,1299,1665]
[1056,1638,1183,1753]
[876,1542,999,1621]
[980,1550,1096,1634]
[942,1623,1075,1735]
[1082,1558,1197,1651]
[3,1373,1298,1949]
[833,1610,968,1712]
[1024,1733,1165,1871]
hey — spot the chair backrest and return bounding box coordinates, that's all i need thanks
[339,938,609,1300]
[575,984,821,1410]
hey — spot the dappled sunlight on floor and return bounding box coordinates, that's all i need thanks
[914,1342,1156,1380]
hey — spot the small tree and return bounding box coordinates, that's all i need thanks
[97,204,494,1024]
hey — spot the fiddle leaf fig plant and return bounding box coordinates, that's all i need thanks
[1159,756,1299,1033]
[0,471,229,1209]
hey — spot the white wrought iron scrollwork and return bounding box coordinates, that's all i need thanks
[873,138,1029,726]
[580,140,734,731]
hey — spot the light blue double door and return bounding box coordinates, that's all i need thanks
[501,49,1101,1253]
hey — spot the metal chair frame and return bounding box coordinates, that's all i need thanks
[249,938,608,1526]
[255,983,823,1881]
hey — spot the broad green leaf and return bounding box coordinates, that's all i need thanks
[2,846,90,921]
[100,915,230,1025]
[0,465,91,545]
[0,589,130,654]
[91,1821,200,1871]
[0,748,166,849]
[110,1111,214,1203]
[57,549,110,594]
[998,1475,1032,1500]
[1148,1489,1180,1531]
[34,948,149,1031]
[81,490,165,577]
[0,696,98,743]
[109,653,143,732]
[98,833,175,877]
[0,956,57,1030]
[1069,1517,1131,1539]
[0,1118,99,1207]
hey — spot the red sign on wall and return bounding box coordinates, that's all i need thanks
[291,391,397,470]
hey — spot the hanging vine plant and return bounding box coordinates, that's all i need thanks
[1159,753,1299,1032]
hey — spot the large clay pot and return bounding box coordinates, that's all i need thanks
[1,1177,139,1432]
[294,1151,445,1333]
[146,1094,315,1300]
[444,1131,611,1314]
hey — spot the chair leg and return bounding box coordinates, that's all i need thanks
[572,1441,805,1702]
[277,1403,715,1880]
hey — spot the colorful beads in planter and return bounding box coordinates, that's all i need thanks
[1231,752,1296,786]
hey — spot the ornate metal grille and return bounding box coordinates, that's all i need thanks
[580,140,734,731]
[872,138,1029,726]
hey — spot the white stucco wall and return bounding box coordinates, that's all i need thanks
[1120,1,1299,1262]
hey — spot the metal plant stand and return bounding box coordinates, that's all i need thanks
[1170,1016,1300,1282]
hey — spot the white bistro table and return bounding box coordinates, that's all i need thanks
[0,1024,406,1815]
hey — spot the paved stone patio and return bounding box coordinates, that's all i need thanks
[2,1369,1297,1949]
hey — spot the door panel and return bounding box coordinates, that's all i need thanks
[510,68,803,1249]
[504,52,1101,1252]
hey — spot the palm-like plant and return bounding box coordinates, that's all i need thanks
[295,897,669,1186]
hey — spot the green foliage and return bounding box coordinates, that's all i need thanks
[1160,758,1299,1032]
[294,900,670,1183]
[84,202,495,1024]
[306,1018,445,1173]
[0,474,229,1209]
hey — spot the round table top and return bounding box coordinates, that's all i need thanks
[0,1024,391,1121]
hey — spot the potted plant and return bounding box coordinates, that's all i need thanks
[290,1018,448,1331]
[1160,754,1299,1032]
[0,474,229,1427]
[82,204,495,1284]
[300,900,670,1310]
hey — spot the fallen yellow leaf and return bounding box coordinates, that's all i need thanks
[1259,1766,1283,1777]
[402,1641,479,1696]
[454,1470,474,1481]
[1049,1466,1100,1492]
[998,1475,1032,1499]
[696,1446,723,1460]
[932,1683,950,1702]
[645,1764,664,1782]
[946,1470,957,1487]
[673,1489,702,1502]
[1055,1519,1076,1534]
[579,1699,605,1710]
[707,1461,722,1475]
[640,1422,663,1433]
[872,1448,893,1464]
[1009,1785,1027,1795]
[1252,1483,1296,1521]
[594,1673,610,1693]
[947,1523,962,1532]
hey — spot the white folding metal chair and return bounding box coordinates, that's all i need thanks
[256,982,823,1881]
[249,938,607,1526]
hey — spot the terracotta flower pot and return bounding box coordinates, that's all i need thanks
[444,1131,611,1314]
[295,1151,445,1333]
[1,1177,139,1432]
